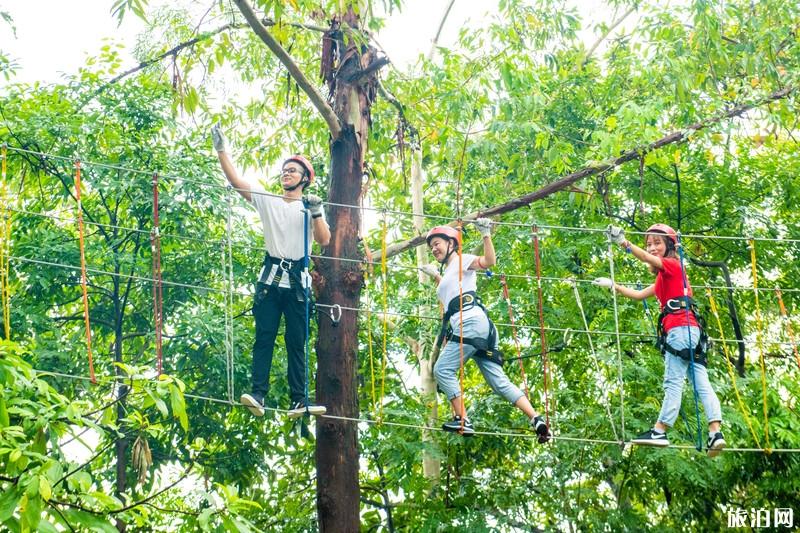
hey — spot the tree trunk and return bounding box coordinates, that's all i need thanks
[315,11,379,531]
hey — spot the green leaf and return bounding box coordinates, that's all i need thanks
[38,477,51,502]
[0,486,22,522]
[170,385,188,431]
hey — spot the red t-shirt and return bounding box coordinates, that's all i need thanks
[654,257,698,332]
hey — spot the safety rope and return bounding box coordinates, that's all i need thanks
[775,288,800,370]
[224,187,235,404]
[605,232,625,440]
[457,220,466,432]
[302,200,311,414]
[706,287,763,448]
[379,211,388,422]
[6,145,800,244]
[151,173,164,375]
[1,144,10,339]
[26,364,800,452]
[572,280,619,443]
[74,160,96,384]
[749,239,771,451]
[499,274,529,399]
[219,239,233,402]
[675,232,705,452]
[531,225,552,429]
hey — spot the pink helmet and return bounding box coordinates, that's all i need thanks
[646,223,678,244]
[426,225,461,247]
[283,155,315,186]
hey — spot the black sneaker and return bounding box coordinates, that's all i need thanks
[707,432,726,458]
[442,416,475,436]
[287,400,327,419]
[631,428,669,447]
[240,393,265,417]
[531,415,551,444]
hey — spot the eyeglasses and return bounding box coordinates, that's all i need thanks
[281,167,303,175]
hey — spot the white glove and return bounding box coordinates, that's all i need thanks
[473,217,493,237]
[420,264,440,278]
[211,123,229,153]
[305,194,323,218]
[605,225,626,244]
[593,277,614,289]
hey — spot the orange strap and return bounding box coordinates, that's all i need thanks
[532,225,551,426]
[500,274,530,398]
[775,288,800,370]
[75,161,96,383]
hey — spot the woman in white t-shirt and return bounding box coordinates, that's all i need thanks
[422,220,550,441]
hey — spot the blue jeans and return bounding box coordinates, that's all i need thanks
[658,326,722,427]
[434,312,525,405]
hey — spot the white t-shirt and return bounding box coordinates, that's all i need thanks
[437,253,482,327]
[250,183,323,288]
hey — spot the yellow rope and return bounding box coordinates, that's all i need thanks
[706,288,762,449]
[379,213,388,423]
[775,288,800,371]
[1,145,10,339]
[364,269,377,413]
[749,239,770,451]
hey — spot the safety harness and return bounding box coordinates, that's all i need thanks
[655,296,711,366]
[437,291,505,366]
[255,253,307,306]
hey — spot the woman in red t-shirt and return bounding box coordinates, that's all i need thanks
[594,223,725,457]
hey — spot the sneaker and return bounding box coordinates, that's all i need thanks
[531,415,551,444]
[707,432,726,458]
[442,415,475,437]
[287,400,327,419]
[240,393,265,417]
[631,428,670,447]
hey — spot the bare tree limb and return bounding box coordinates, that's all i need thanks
[428,0,457,60]
[233,0,341,139]
[384,85,795,258]
[577,5,637,70]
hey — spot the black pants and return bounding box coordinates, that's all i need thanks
[251,284,308,405]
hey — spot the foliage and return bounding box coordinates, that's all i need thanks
[1,0,800,530]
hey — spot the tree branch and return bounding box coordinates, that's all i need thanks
[384,85,795,258]
[233,0,341,139]
[577,5,637,70]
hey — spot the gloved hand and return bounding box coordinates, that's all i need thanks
[593,277,614,289]
[420,264,440,278]
[473,217,493,237]
[605,225,626,244]
[211,123,229,153]
[305,194,323,218]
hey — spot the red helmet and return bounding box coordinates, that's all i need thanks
[283,155,315,187]
[426,225,461,247]
[646,223,678,244]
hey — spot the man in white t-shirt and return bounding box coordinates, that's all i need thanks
[212,126,330,418]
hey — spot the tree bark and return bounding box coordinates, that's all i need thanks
[314,10,380,532]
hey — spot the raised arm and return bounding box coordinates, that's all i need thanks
[607,225,663,271]
[305,194,331,246]
[469,218,496,270]
[211,125,252,202]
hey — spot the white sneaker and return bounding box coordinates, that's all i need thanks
[288,401,327,419]
[240,393,265,417]
[707,432,726,458]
